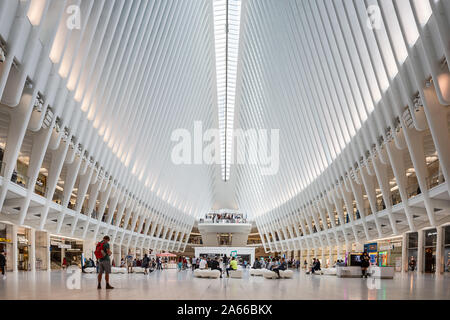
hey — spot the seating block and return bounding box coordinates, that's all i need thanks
[194,269,221,278]
[369,266,394,279]
[321,268,337,276]
[250,269,264,276]
[336,266,362,278]
[111,267,127,274]
[262,269,278,279]
[133,267,145,274]
[279,270,293,278]
[229,269,243,278]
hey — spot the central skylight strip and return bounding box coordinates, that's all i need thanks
[213,0,241,181]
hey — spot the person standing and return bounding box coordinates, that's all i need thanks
[0,251,6,279]
[360,251,370,278]
[96,236,114,289]
[126,252,133,273]
[192,257,197,271]
[142,254,150,275]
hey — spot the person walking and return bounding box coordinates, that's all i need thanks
[96,235,114,289]
[0,251,6,279]
[142,254,150,275]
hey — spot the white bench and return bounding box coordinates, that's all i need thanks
[250,269,264,276]
[279,270,293,278]
[320,268,337,276]
[336,266,362,278]
[262,269,293,279]
[111,267,127,274]
[229,269,243,278]
[84,267,96,273]
[369,266,395,279]
[194,269,221,279]
[132,267,146,274]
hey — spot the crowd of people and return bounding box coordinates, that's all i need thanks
[200,213,248,224]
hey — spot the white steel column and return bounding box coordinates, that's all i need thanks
[29,228,36,271]
[402,233,408,273]
[12,224,18,272]
[46,232,51,271]
[417,230,424,274]
[436,226,443,275]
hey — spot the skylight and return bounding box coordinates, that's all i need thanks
[213,0,242,181]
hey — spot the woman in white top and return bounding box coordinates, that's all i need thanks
[199,258,207,269]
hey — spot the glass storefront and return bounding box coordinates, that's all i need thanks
[444,226,450,272]
[0,223,13,271]
[407,232,418,271]
[50,236,83,269]
[17,227,31,271]
[424,228,437,273]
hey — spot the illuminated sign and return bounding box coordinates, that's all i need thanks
[0,238,11,243]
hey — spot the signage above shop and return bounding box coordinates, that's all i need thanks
[379,244,394,251]
[0,238,11,243]
[58,243,71,249]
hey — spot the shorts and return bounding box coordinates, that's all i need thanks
[98,260,111,274]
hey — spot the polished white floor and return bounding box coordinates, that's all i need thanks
[0,269,449,300]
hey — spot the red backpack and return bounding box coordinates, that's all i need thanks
[95,241,105,260]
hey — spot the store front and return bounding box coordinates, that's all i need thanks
[17,227,31,271]
[50,236,83,269]
[407,232,418,271]
[0,223,13,271]
[445,226,450,272]
[424,228,437,273]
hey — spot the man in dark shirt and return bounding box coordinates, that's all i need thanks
[273,258,287,279]
[210,257,222,278]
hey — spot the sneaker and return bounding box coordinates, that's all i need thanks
[106,284,114,290]
[97,283,101,289]
[2,275,6,280]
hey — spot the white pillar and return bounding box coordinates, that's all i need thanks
[329,246,333,266]
[402,233,408,273]
[29,228,36,271]
[436,226,443,275]
[337,244,342,261]
[417,230,424,273]
[61,247,65,267]
[12,224,18,272]
[46,232,51,271]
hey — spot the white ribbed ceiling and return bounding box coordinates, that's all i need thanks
[8,0,444,225]
[233,0,439,218]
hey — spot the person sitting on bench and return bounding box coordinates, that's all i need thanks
[226,257,238,277]
[272,258,287,279]
[210,257,222,278]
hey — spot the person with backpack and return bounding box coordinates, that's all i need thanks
[95,235,114,289]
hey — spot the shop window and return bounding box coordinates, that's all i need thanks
[408,232,418,248]
[424,229,437,247]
